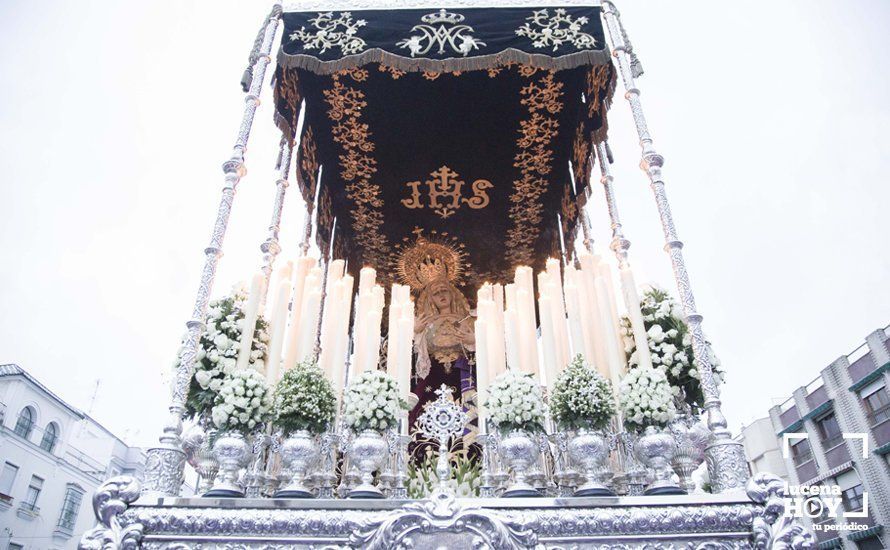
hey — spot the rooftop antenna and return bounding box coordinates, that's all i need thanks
[87,379,100,415]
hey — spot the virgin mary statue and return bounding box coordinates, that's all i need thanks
[395,234,478,452]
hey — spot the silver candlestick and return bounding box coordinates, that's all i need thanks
[601,1,749,492]
[141,4,284,497]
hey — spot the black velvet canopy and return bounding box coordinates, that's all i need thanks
[272,6,616,290]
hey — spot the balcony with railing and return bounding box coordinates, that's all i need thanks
[804,381,829,410]
[778,398,801,432]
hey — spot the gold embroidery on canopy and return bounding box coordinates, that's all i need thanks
[572,124,590,186]
[378,64,406,79]
[401,165,493,219]
[506,67,565,267]
[586,63,611,119]
[300,126,319,199]
[324,72,388,270]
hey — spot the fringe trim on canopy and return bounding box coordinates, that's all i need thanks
[276,46,612,75]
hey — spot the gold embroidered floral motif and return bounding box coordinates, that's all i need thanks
[378,64,406,79]
[323,78,367,122]
[422,71,442,81]
[586,64,612,119]
[572,125,590,186]
[324,73,388,270]
[299,126,319,199]
[344,67,369,82]
[401,165,493,219]
[520,73,564,115]
[506,67,564,267]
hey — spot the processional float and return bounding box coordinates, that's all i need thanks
[80,1,815,548]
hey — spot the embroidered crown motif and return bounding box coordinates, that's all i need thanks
[421,9,465,25]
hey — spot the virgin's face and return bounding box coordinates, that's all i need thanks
[431,285,453,310]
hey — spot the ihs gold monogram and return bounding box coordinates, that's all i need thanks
[401,165,492,219]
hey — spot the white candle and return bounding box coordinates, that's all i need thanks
[504,307,520,371]
[236,272,265,371]
[474,317,490,433]
[363,306,383,372]
[265,278,292,383]
[331,275,354,399]
[598,261,625,362]
[563,273,586,362]
[515,287,536,378]
[294,286,321,364]
[619,265,652,371]
[358,266,376,293]
[397,309,414,402]
[537,294,558,387]
[283,256,315,370]
[594,275,624,393]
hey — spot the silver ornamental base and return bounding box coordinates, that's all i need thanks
[568,429,615,497]
[203,431,249,498]
[634,425,684,496]
[499,429,542,498]
[182,422,219,494]
[274,430,318,498]
[670,415,710,493]
[348,430,388,499]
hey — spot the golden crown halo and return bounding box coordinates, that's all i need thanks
[393,228,468,290]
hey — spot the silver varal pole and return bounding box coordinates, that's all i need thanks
[141,4,283,497]
[601,1,749,492]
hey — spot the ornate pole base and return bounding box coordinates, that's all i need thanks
[705,438,750,493]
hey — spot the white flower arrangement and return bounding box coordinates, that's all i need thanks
[619,366,676,432]
[342,370,406,433]
[210,368,273,433]
[408,451,481,498]
[485,370,547,433]
[550,355,615,431]
[274,360,337,435]
[620,285,722,413]
[181,286,269,420]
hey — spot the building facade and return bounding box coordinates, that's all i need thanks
[740,416,790,482]
[767,326,890,550]
[0,364,144,550]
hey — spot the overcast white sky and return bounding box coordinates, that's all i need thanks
[1,1,888,448]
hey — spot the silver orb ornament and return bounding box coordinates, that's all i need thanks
[347,430,388,499]
[274,430,318,498]
[634,425,684,495]
[568,429,614,497]
[499,430,541,497]
[203,431,249,498]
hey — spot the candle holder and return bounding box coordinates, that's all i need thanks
[242,430,270,498]
[478,431,498,498]
[550,430,578,497]
[618,431,648,496]
[390,432,411,499]
[312,430,338,499]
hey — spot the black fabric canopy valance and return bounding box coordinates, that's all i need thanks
[272,5,616,290]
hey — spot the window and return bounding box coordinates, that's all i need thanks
[56,485,84,531]
[22,475,43,511]
[40,422,58,453]
[790,438,813,466]
[816,413,843,449]
[861,382,890,426]
[841,483,865,512]
[855,537,885,550]
[0,462,18,495]
[13,407,34,439]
